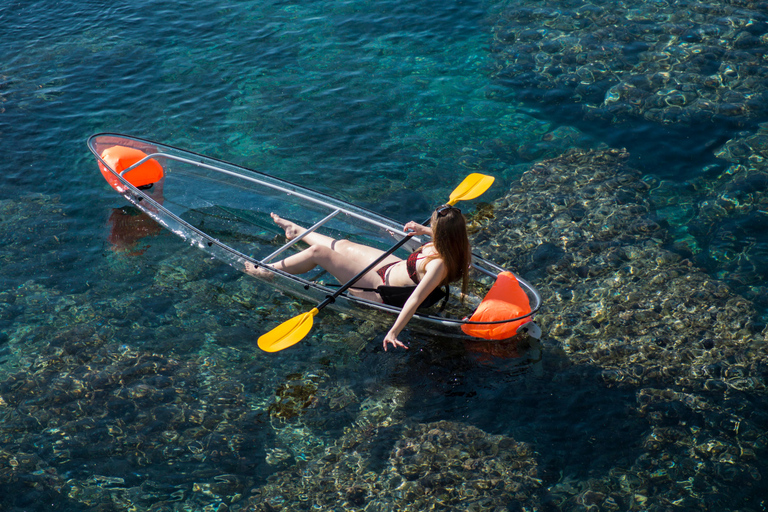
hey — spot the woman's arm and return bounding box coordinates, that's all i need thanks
[382,259,446,351]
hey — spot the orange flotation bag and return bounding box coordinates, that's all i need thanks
[99,146,164,191]
[461,271,532,340]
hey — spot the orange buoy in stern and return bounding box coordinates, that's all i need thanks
[461,271,532,340]
[99,146,164,192]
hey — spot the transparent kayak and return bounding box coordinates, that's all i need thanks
[88,133,541,340]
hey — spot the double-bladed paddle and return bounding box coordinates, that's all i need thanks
[257,173,495,352]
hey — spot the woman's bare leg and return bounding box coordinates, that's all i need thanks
[246,214,402,302]
[271,213,402,266]
[244,260,273,279]
[247,215,372,279]
[272,213,337,249]
[272,245,385,289]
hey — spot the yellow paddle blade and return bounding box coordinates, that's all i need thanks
[447,173,495,206]
[258,308,319,352]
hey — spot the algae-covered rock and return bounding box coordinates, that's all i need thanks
[488,0,768,126]
[649,124,768,320]
[244,416,542,511]
[473,147,762,386]
[472,146,768,512]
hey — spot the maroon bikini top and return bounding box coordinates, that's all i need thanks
[406,250,424,284]
[375,245,428,285]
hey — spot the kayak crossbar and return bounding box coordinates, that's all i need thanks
[261,209,341,263]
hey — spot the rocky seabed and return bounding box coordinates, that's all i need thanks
[2,145,768,511]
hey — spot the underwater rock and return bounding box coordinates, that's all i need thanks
[0,195,69,305]
[473,147,762,388]
[472,145,768,512]
[651,123,768,320]
[0,335,279,511]
[551,384,766,512]
[489,0,768,125]
[243,417,542,511]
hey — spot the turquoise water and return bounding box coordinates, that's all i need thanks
[2,0,768,510]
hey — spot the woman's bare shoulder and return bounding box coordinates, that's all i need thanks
[423,255,447,275]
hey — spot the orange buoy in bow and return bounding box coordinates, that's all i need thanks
[99,145,164,192]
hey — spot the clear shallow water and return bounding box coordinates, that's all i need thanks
[2,0,768,510]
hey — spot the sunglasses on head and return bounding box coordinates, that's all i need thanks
[435,205,461,217]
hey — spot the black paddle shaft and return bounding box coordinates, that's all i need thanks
[316,216,431,311]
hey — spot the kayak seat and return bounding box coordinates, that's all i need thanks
[344,284,449,311]
[377,284,449,310]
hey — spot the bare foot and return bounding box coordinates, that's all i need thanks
[244,261,274,280]
[271,213,304,240]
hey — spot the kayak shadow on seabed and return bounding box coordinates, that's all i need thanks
[463,332,543,369]
[105,181,165,256]
[390,328,546,384]
[106,206,163,256]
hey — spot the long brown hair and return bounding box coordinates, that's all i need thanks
[427,206,471,297]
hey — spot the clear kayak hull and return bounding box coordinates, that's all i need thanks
[88,133,541,340]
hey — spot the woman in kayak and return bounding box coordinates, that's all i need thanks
[246,205,471,351]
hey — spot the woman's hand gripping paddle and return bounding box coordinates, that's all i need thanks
[257,173,495,352]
